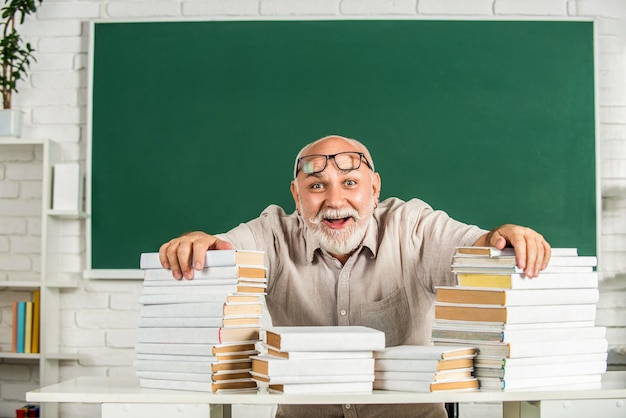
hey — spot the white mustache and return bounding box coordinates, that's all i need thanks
[309,208,360,225]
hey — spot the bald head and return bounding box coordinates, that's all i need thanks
[293,135,375,178]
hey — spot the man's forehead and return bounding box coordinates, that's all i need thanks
[304,137,363,155]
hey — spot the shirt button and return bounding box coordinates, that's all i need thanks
[340,309,347,316]
[345,404,351,409]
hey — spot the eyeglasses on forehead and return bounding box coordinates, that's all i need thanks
[294,151,374,177]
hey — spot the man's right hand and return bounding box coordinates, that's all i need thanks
[158,231,233,279]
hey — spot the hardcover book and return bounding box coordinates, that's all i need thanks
[251,355,375,377]
[251,372,374,384]
[140,301,225,318]
[478,373,602,391]
[455,246,578,257]
[433,303,596,324]
[373,378,478,392]
[136,342,217,356]
[264,326,385,352]
[455,272,598,289]
[140,249,264,269]
[374,358,475,372]
[31,290,40,354]
[267,348,374,360]
[267,381,373,394]
[474,359,607,379]
[431,325,606,344]
[435,287,599,306]
[374,369,473,382]
[374,345,476,360]
[433,338,608,359]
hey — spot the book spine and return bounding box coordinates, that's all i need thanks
[24,302,33,354]
[31,290,40,353]
[16,302,26,353]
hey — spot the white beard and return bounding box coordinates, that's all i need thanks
[306,202,374,255]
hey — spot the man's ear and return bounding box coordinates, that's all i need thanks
[290,180,301,214]
[372,172,381,206]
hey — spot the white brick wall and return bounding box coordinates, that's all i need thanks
[0,1,625,417]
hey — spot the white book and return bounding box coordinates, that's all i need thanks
[474,352,608,368]
[455,272,598,289]
[251,355,375,377]
[373,378,478,393]
[139,292,233,305]
[143,280,239,288]
[452,265,594,274]
[479,373,602,391]
[142,284,239,296]
[452,255,597,268]
[434,303,597,324]
[374,357,474,373]
[138,317,223,328]
[140,249,265,269]
[52,162,83,211]
[134,359,216,373]
[140,301,225,317]
[144,266,239,281]
[374,345,476,360]
[431,326,606,344]
[140,378,213,392]
[455,247,578,257]
[135,342,215,356]
[474,359,607,379]
[264,326,385,352]
[432,319,596,332]
[265,347,374,360]
[140,378,258,393]
[251,372,374,384]
[267,381,373,394]
[434,338,608,359]
[136,353,218,362]
[374,369,474,382]
[434,287,599,306]
[137,327,221,344]
[136,371,216,382]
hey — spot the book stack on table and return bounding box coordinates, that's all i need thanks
[432,246,607,391]
[373,345,479,392]
[134,249,267,392]
[251,326,385,394]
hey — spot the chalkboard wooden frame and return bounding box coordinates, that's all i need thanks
[86,18,598,276]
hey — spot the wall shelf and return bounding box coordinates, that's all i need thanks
[0,138,73,418]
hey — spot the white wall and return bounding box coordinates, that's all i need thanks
[0,1,625,417]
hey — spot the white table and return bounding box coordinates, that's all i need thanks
[27,372,626,418]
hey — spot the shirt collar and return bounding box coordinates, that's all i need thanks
[304,213,379,263]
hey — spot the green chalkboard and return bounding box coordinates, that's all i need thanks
[90,19,597,270]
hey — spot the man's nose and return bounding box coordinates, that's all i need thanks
[324,182,345,207]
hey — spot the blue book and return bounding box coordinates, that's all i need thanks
[16,301,26,353]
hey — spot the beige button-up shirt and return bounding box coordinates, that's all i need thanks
[218,197,486,418]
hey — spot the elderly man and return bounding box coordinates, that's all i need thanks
[159,134,551,418]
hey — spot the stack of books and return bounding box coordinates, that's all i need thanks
[135,249,266,392]
[432,246,608,391]
[11,290,40,354]
[250,326,385,394]
[373,345,479,392]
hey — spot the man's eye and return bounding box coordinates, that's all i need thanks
[310,183,324,189]
[345,179,357,186]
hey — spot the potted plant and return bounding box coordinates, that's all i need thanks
[0,0,42,137]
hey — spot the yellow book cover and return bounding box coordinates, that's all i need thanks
[24,301,33,354]
[31,290,40,353]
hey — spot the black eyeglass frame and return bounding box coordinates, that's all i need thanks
[294,151,374,177]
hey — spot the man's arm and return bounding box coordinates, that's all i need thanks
[159,231,233,280]
[473,224,551,278]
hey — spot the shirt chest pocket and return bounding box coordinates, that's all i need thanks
[357,287,412,347]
